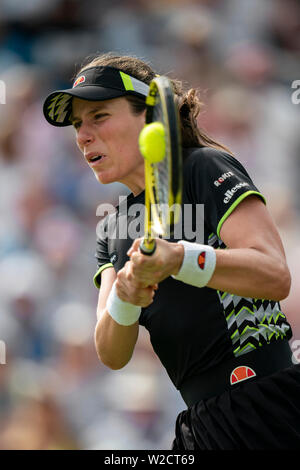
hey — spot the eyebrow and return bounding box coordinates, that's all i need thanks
[71,105,109,123]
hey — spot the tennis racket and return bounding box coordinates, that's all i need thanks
[138,75,182,255]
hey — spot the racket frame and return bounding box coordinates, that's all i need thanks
[140,76,182,256]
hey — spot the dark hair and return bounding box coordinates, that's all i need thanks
[78,53,232,153]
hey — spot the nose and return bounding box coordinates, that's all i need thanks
[76,122,95,148]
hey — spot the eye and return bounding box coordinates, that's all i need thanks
[94,113,108,121]
[72,120,81,130]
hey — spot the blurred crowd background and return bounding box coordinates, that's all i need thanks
[0,0,299,450]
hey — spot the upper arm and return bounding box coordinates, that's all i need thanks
[219,195,286,261]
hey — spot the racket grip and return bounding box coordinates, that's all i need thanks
[139,238,156,256]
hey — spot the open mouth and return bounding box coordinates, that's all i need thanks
[89,155,103,163]
[86,152,107,166]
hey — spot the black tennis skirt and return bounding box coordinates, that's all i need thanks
[172,363,300,450]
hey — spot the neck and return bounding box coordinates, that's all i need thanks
[119,165,145,196]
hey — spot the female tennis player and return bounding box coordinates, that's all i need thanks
[43,53,300,450]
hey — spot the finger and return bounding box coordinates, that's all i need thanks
[131,252,158,274]
[139,287,156,306]
[130,251,144,268]
[127,238,142,257]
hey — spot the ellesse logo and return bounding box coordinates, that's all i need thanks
[109,251,118,264]
[230,366,256,385]
[223,182,249,204]
[73,75,85,88]
[198,251,206,270]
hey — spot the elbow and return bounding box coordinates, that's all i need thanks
[107,361,128,370]
[272,263,291,301]
[94,341,128,370]
[97,352,129,370]
[93,325,130,370]
[283,267,292,299]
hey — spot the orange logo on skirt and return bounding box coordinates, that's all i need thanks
[230,366,256,385]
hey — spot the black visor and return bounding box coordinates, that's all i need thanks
[43,66,150,127]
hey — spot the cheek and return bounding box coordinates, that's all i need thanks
[112,124,140,159]
[75,133,84,154]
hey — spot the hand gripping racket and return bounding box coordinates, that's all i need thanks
[138,75,182,255]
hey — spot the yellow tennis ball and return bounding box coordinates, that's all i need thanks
[139,122,165,163]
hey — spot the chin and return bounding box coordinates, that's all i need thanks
[94,170,115,185]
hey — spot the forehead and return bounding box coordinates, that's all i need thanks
[71,96,128,119]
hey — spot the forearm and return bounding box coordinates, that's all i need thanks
[94,263,155,369]
[94,310,139,370]
[207,247,290,301]
[128,199,291,302]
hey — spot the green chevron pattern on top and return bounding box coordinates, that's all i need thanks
[208,231,291,357]
[217,291,291,356]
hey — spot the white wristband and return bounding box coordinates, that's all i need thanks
[172,240,216,287]
[106,281,142,326]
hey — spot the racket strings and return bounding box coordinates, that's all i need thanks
[151,98,171,235]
